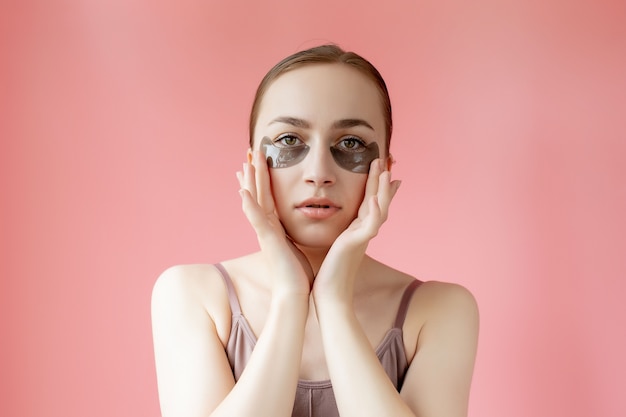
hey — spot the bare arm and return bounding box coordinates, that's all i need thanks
[151,265,233,417]
[152,150,313,416]
[151,265,308,417]
[313,159,413,416]
[315,295,416,416]
[315,280,478,417]
[400,282,479,417]
[313,159,478,416]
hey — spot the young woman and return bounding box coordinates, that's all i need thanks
[151,44,479,417]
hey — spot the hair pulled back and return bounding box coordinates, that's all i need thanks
[249,44,392,153]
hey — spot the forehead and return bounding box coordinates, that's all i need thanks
[255,64,386,135]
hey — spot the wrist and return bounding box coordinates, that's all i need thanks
[313,294,354,322]
[271,290,310,309]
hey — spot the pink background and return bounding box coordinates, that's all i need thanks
[2,1,625,416]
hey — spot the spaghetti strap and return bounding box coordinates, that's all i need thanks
[214,263,242,316]
[394,280,422,329]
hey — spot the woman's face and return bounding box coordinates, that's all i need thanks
[253,63,388,249]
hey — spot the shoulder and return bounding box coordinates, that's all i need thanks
[401,280,478,359]
[399,282,479,414]
[363,258,478,319]
[410,281,479,331]
[360,257,420,292]
[413,281,478,316]
[152,264,224,306]
[409,280,479,348]
[151,263,233,341]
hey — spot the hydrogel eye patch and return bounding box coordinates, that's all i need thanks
[260,137,379,173]
[330,141,379,174]
[261,136,309,168]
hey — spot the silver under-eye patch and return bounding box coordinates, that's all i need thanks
[261,136,309,168]
[330,141,379,173]
[261,137,379,173]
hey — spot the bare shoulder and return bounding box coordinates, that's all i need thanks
[151,263,232,342]
[152,264,225,307]
[364,258,478,321]
[413,281,479,316]
[400,280,479,361]
[409,280,479,331]
[360,257,421,292]
[398,280,479,415]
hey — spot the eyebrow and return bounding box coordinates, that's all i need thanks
[269,116,374,131]
[332,118,374,131]
[269,116,310,128]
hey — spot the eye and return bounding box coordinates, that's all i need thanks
[336,136,367,152]
[274,134,304,148]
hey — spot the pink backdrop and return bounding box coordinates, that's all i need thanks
[2,1,625,416]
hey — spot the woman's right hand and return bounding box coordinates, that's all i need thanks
[236,149,313,296]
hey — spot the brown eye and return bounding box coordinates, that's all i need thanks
[275,134,303,147]
[337,137,366,152]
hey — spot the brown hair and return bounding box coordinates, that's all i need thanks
[249,44,392,154]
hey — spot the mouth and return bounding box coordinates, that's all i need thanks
[297,198,338,209]
[296,199,340,219]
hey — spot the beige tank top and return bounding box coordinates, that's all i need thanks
[214,263,421,417]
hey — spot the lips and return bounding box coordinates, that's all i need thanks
[297,198,338,209]
[296,198,340,219]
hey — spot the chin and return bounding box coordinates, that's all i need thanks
[285,225,344,251]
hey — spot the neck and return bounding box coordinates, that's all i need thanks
[295,244,329,277]
[295,244,373,280]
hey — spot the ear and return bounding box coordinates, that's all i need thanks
[385,154,395,171]
[246,148,253,164]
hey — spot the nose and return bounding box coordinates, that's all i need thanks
[302,142,336,186]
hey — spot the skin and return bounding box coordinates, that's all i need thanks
[151,63,479,417]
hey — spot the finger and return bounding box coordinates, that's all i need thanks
[369,195,382,224]
[238,188,263,228]
[240,161,258,203]
[236,168,248,192]
[377,174,401,220]
[239,187,277,236]
[376,170,392,210]
[364,158,382,199]
[252,150,275,214]
[236,170,243,188]
[358,158,383,218]
[363,195,383,237]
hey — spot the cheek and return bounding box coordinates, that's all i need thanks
[343,175,369,209]
[268,169,291,202]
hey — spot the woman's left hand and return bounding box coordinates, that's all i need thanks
[312,158,401,301]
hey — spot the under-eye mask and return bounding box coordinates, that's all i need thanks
[260,136,379,174]
[261,136,309,168]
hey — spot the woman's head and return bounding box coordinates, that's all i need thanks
[249,50,392,249]
[249,44,392,155]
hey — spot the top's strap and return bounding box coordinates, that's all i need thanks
[394,280,422,329]
[214,263,242,316]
